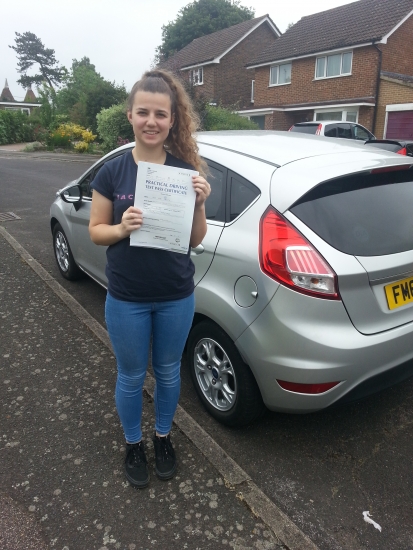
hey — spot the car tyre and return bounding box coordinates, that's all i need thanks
[53,223,83,281]
[187,321,266,427]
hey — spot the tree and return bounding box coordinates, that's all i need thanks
[9,32,66,91]
[156,0,254,62]
[56,57,127,132]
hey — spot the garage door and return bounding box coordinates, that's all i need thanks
[386,110,413,139]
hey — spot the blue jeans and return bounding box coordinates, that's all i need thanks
[105,292,195,444]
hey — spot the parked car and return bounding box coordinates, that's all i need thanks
[289,121,375,140]
[364,138,413,157]
[51,131,413,426]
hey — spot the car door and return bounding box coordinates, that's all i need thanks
[191,159,225,285]
[68,162,108,285]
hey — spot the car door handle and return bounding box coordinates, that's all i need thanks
[191,244,205,255]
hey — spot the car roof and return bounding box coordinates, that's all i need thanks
[196,130,395,167]
[293,121,362,126]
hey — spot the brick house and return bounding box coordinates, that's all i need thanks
[242,0,413,137]
[0,79,39,114]
[159,15,280,113]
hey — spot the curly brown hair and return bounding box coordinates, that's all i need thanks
[127,69,206,176]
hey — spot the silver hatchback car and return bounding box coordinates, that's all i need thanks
[50,131,413,426]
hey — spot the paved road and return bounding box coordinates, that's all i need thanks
[1,151,413,549]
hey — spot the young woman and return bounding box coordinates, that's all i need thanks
[89,69,210,488]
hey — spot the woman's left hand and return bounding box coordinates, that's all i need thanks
[192,175,211,207]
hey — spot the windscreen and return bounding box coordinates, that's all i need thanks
[290,169,413,256]
[290,125,318,134]
[365,142,401,153]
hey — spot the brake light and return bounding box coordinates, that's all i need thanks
[397,147,407,155]
[315,124,323,135]
[288,125,294,131]
[371,164,412,174]
[259,207,340,299]
[277,380,340,394]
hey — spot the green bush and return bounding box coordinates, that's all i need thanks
[0,110,35,144]
[96,103,134,153]
[202,104,259,131]
[23,141,45,152]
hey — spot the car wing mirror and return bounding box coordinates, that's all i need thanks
[60,185,83,211]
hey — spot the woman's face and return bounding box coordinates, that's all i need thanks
[127,90,174,150]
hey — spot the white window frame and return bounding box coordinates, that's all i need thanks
[315,51,353,80]
[190,67,203,86]
[313,108,358,122]
[269,63,291,87]
[4,106,30,115]
[251,80,255,103]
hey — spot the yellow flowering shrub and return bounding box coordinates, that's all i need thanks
[81,129,97,143]
[74,141,89,153]
[49,123,96,151]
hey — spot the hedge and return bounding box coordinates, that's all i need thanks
[202,104,259,131]
[0,110,35,145]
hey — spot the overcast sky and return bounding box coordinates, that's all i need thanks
[1,0,357,101]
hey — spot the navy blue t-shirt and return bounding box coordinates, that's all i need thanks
[91,150,195,302]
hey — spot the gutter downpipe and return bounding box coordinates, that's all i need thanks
[372,42,383,136]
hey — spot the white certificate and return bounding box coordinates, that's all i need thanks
[130,162,197,254]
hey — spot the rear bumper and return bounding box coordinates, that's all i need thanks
[235,285,413,413]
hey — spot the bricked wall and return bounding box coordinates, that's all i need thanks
[254,46,381,131]
[254,46,379,108]
[375,79,413,138]
[181,65,216,103]
[358,106,375,131]
[214,22,278,109]
[381,14,413,76]
[180,23,277,109]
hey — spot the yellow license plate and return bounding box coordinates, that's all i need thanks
[385,276,413,310]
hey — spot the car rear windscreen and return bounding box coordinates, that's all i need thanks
[290,168,413,256]
[365,142,401,153]
[290,125,318,134]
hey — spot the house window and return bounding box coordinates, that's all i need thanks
[190,68,203,85]
[315,109,358,122]
[315,51,352,79]
[269,63,291,86]
[251,80,255,103]
[249,115,265,129]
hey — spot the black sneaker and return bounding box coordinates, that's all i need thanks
[153,433,176,480]
[124,441,149,488]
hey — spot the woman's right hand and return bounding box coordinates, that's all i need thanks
[119,206,143,237]
[90,191,143,246]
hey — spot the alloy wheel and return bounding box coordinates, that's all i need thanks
[193,337,237,411]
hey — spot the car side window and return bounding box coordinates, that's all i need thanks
[228,172,260,221]
[204,159,226,222]
[324,124,337,137]
[337,124,352,139]
[406,144,413,157]
[353,125,370,140]
[78,172,93,198]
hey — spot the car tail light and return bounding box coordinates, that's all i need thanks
[259,207,340,299]
[397,147,407,155]
[315,124,323,135]
[371,164,412,174]
[288,125,294,131]
[277,380,340,394]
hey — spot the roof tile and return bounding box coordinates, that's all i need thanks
[248,0,413,66]
[160,15,278,70]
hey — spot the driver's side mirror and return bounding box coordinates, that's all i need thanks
[60,185,83,210]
